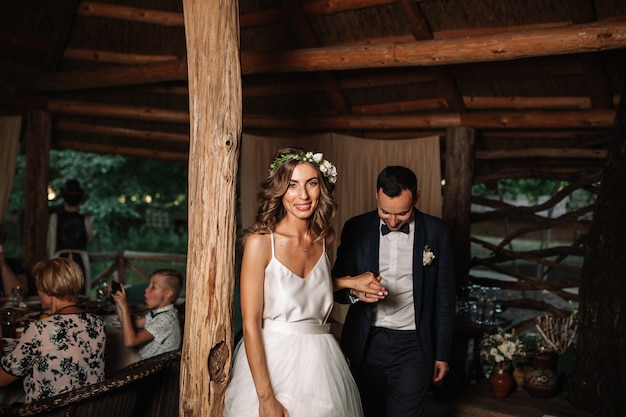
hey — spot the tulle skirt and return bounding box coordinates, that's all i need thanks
[224,321,363,417]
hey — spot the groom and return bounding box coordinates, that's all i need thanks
[332,165,456,417]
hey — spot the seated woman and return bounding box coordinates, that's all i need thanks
[0,258,106,403]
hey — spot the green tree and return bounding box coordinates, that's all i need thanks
[8,150,188,254]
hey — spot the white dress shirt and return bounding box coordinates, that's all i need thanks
[372,220,416,330]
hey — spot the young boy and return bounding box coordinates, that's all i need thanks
[111,269,183,360]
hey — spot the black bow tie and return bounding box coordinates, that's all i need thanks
[381,223,409,235]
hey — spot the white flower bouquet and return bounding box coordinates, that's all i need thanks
[479,327,530,369]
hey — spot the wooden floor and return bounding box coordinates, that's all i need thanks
[450,381,597,417]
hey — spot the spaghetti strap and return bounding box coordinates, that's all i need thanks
[269,229,275,258]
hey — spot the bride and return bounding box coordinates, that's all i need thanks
[224,148,387,417]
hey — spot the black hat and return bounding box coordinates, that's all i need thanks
[61,179,85,204]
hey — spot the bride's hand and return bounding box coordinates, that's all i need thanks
[351,272,388,302]
[259,396,289,417]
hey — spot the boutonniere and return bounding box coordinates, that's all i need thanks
[423,245,435,266]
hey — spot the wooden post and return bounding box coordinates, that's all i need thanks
[442,127,474,284]
[570,63,626,416]
[180,1,241,416]
[23,109,51,272]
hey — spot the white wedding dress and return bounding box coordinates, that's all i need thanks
[224,233,363,417]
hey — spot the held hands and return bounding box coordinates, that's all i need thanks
[350,272,388,303]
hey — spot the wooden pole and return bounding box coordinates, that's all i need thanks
[571,57,626,417]
[442,127,474,284]
[23,109,51,271]
[180,0,241,416]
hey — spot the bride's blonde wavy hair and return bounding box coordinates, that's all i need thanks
[243,147,337,243]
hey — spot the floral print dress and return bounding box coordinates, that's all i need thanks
[1,312,106,403]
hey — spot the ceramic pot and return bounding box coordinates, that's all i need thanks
[489,364,513,398]
[513,366,525,391]
[525,351,560,399]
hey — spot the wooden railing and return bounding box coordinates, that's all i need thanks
[469,172,599,332]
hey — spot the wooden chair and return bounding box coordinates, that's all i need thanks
[8,351,174,417]
[132,350,181,417]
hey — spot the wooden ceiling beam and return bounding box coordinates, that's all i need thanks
[47,99,189,123]
[21,59,188,92]
[77,1,184,26]
[43,98,616,130]
[63,49,179,65]
[244,109,615,130]
[570,0,613,109]
[242,20,626,73]
[280,0,352,114]
[55,138,188,161]
[480,129,609,139]
[20,21,625,93]
[475,148,607,160]
[55,120,189,142]
[396,0,466,112]
[43,0,81,72]
[464,96,593,110]
[353,98,449,114]
[352,96,597,115]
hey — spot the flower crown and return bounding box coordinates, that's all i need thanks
[269,151,338,184]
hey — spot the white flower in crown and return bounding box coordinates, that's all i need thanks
[423,245,435,266]
[269,151,338,184]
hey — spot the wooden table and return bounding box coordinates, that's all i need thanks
[450,380,596,417]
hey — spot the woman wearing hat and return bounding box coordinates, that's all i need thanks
[47,180,94,273]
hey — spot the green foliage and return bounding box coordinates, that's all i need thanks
[472,179,560,203]
[7,150,188,255]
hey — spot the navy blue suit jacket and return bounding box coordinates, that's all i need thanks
[332,209,456,371]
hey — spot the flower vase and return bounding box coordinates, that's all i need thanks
[525,350,560,399]
[489,363,513,398]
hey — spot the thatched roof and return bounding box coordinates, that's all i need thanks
[1,0,625,181]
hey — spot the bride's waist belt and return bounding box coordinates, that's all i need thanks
[263,319,330,335]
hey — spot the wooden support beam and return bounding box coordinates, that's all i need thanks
[181,0,241,416]
[443,127,474,283]
[23,110,51,271]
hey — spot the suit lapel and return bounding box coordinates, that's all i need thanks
[368,211,381,274]
[413,209,427,324]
